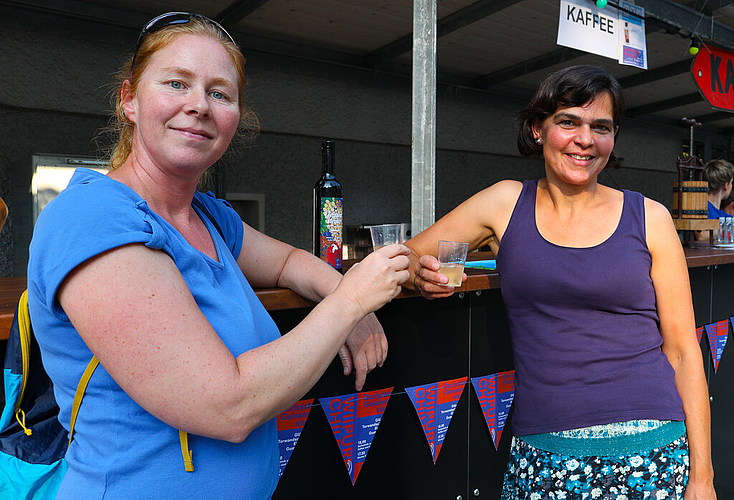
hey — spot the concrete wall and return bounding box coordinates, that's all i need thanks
[0,6,729,276]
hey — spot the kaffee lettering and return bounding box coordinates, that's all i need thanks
[708,54,734,94]
[566,5,614,34]
[711,54,723,93]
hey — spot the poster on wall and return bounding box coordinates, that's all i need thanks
[319,388,393,485]
[405,376,467,464]
[276,399,314,478]
[618,1,647,69]
[472,371,515,450]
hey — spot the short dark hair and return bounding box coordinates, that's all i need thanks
[703,159,734,192]
[517,65,625,169]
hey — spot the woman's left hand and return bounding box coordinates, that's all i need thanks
[684,480,717,500]
[337,313,387,391]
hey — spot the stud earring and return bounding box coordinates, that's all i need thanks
[535,137,541,145]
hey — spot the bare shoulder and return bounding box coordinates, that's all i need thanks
[409,179,524,253]
[465,179,523,213]
[643,196,682,256]
[479,179,523,199]
[644,196,673,223]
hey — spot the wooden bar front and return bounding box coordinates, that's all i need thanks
[1,249,733,498]
[1,248,731,339]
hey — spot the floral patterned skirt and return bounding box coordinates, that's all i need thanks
[500,421,689,500]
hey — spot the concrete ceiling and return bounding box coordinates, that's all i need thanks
[7,0,734,133]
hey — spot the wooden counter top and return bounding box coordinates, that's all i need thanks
[1,247,733,340]
[0,276,26,341]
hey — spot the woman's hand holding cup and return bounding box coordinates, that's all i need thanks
[413,254,467,300]
[336,244,411,317]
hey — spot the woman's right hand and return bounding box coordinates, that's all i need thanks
[413,254,466,300]
[335,244,411,317]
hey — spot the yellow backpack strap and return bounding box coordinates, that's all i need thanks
[13,291,32,436]
[179,430,194,472]
[65,355,195,472]
[14,409,31,436]
[68,356,99,447]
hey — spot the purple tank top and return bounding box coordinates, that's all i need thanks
[497,180,684,435]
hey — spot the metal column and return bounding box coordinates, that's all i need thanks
[411,0,437,235]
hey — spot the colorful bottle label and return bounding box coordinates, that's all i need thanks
[319,197,343,269]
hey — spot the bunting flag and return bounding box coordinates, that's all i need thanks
[471,370,515,450]
[405,376,467,464]
[276,398,314,478]
[705,320,730,373]
[319,387,393,485]
[696,326,704,344]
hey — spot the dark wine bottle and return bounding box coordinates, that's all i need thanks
[313,140,343,270]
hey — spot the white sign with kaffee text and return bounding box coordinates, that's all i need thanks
[557,0,647,68]
[558,0,618,60]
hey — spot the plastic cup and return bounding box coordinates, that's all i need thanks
[438,240,469,286]
[368,224,405,251]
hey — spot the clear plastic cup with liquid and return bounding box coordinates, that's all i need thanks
[368,224,405,251]
[437,240,469,286]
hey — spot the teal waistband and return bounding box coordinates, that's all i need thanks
[520,420,686,457]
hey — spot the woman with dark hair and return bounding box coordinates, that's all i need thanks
[27,12,409,498]
[406,65,715,499]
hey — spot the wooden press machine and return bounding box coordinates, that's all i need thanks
[672,118,718,246]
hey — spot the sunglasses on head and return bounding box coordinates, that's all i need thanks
[130,12,236,74]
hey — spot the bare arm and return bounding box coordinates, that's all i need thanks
[645,199,716,500]
[405,180,522,298]
[58,242,409,443]
[235,221,336,298]
[235,222,390,390]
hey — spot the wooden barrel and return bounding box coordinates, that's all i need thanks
[672,181,708,219]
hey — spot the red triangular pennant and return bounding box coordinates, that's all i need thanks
[276,398,313,478]
[319,388,392,484]
[405,376,467,463]
[471,370,515,450]
[705,320,729,373]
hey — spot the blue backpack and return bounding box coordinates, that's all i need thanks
[0,290,99,499]
[0,292,196,498]
[0,197,220,497]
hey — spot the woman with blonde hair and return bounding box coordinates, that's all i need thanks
[27,12,409,498]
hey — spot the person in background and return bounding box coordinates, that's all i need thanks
[704,159,733,219]
[721,190,734,216]
[695,159,733,242]
[27,13,409,498]
[406,65,715,499]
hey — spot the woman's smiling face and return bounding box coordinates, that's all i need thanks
[533,92,617,187]
[122,33,241,177]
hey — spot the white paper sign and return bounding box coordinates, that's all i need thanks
[558,0,618,60]
[557,0,647,68]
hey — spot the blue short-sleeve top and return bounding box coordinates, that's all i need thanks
[27,168,281,499]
